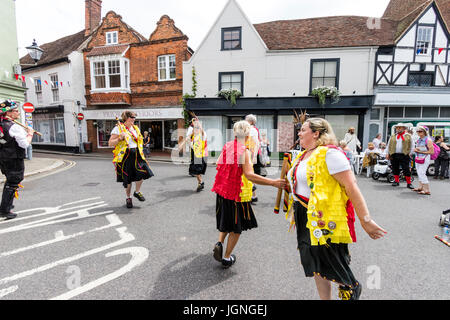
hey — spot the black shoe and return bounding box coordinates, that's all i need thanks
[196,182,204,192]
[0,212,17,220]
[339,282,362,300]
[133,192,145,201]
[251,197,258,203]
[126,198,133,208]
[222,254,236,269]
[213,242,223,262]
[391,182,399,186]
[406,184,414,190]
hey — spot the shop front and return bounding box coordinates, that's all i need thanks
[374,87,450,142]
[84,107,184,152]
[185,96,373,157]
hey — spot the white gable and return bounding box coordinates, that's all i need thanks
[419,6,437,24]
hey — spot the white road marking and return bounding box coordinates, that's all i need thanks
[0,206,111,235]
[0,285,18,298]
[1,201,106,224]
[0,214,122,258]
[50,246,149,300]
[0,227,134,286]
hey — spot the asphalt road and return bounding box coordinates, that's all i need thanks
[1,154,449,300]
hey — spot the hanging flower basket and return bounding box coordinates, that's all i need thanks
[311,86,341,105]
[217,89,242,106]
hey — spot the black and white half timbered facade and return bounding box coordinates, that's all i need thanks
[373,1,450,142]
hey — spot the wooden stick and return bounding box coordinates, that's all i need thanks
[283,153,292,212]
[12,119,42,136]
[274,153,290,214]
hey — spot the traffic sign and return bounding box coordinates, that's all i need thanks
[76,113,85,121]
[23,102,34,113]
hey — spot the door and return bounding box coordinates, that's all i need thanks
[140,121,163,150]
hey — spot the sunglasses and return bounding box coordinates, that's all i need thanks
[129,116,136,119]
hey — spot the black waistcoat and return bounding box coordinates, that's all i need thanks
[0,120,26,159]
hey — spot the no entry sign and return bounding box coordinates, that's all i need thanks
[23,102,34,113]
[76,113,85,121]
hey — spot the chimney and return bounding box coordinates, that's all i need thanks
[85,0,102,36]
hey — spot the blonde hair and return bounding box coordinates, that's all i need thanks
[339,140,347,148]
[121,110,136,122]
[306,118,337,146]
[233,120,251,139]
[367,142,375,148]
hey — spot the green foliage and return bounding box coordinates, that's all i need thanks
[181,66,198,128]
[217,89,242,106]
[311,86,341,105]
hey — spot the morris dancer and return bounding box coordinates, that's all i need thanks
[188,118,207,192]
[386,123,414,189]
[0,100,34,219]
[211,120,285,268]
[285,118,386,300]
[108,111,153,208]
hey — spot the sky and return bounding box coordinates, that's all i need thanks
[15,0,391,58]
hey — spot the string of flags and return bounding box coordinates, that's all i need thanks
[7,71,71,87]
[416,47,446,54]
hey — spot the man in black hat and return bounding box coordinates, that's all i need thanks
[0,100,34,219]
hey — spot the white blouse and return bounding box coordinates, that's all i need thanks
[111,125,138,149]
[287,148,351,199]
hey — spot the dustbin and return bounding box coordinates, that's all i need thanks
[83,142,92,153]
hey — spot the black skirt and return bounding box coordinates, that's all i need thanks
[294,202,358,288]
[116,148,154,188]
[189,149,207,175]
[216,195,257,234]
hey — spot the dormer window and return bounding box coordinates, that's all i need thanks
[221,27,242,50]
[416,26,433,56]
[106,31,118,45]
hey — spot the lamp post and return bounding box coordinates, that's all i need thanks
[23,39,44,160]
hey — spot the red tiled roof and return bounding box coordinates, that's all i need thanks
[20,30,88,70]
[86,44,129,57]
[383,0,450,36]
[253,16,398,50]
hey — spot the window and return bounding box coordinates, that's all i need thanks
[90,58,129,90]
[405,107,422,118]
[158,55,176,81]
[108,60,121,88]
[219,72,243,93]
[50,73,59,102]
[34,77,43,105]
[93,62,106,88]
[106,31,118,45]
[310,59,339,91]
[422,107,439,118]
[389,107,404,118]
[416,27,433,55]
[124,61,129,88]
[97,120,116,148]
[221,27,242,50]
[408,72,433,87]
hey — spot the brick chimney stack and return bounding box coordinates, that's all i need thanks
[85,0,102,36]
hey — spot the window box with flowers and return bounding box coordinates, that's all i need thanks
[311,86,341,106]
[217,88,242,106]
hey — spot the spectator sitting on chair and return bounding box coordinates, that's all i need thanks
[362,142,379,178]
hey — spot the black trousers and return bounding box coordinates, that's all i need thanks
[434,157,449,178]
[390,153,411,177]
[0,158,25,213]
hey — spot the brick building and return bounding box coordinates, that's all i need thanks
[82,3,192,152]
